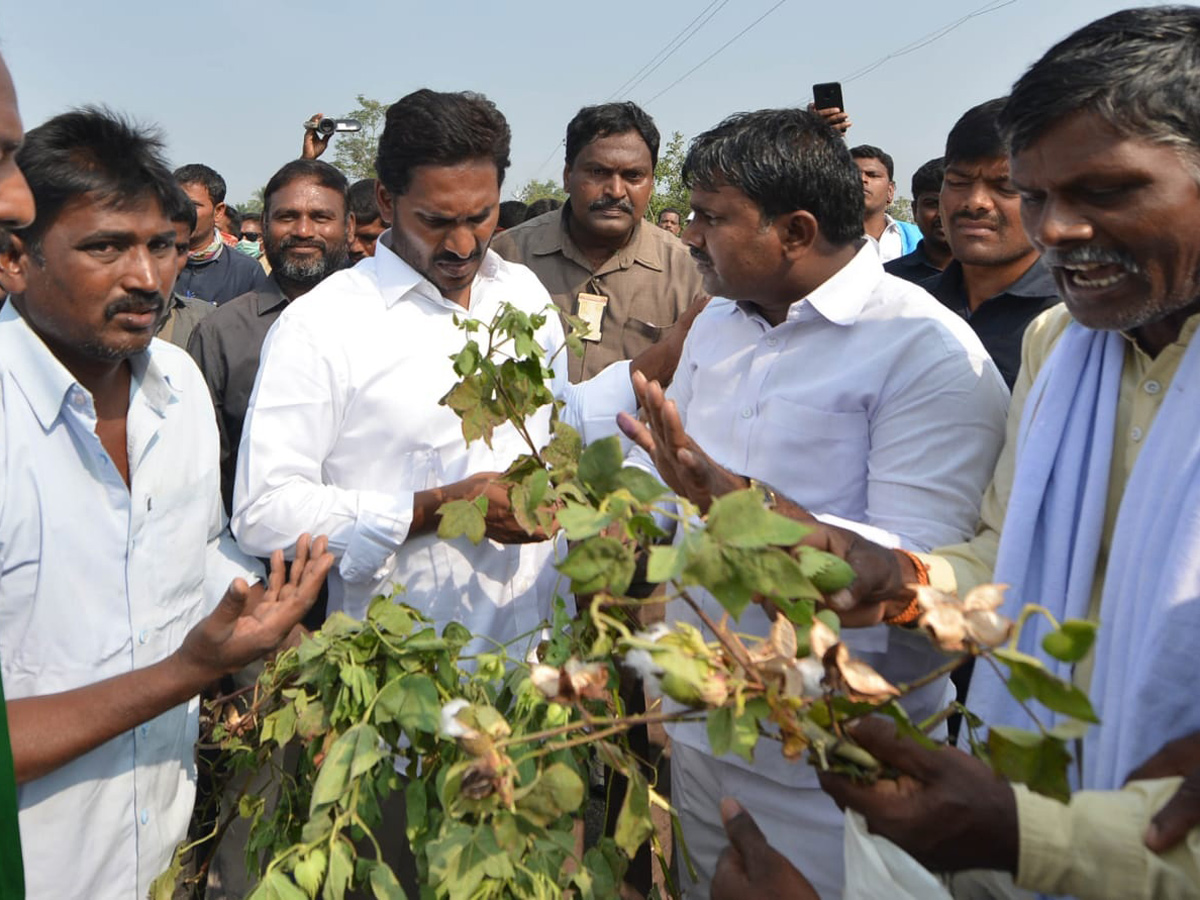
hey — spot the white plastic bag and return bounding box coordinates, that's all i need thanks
[843,810,953,900]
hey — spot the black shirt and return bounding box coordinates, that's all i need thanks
[176,243,271,307]
[187,278,289,514]
[920,258,1060,389]
[884,240,945,284]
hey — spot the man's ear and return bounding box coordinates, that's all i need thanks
[887,181,896,206]
[562,163,571,196]
[346,212,357,240]
[0,232,32,295]
[374,181,393,229]
[778,210,819,257]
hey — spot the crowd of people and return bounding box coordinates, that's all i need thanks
[1,5,1200,900]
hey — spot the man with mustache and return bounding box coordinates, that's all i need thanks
[920,99,1059,388]
[189,158,352,515]
[884,157,952,284]
[0,106,332,899]
[618,106,1008,899]
[658,8,1200,899]
[492,102,706,383]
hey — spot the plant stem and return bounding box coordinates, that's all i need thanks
[1007,604,1062,651]
[496,705,690,751]
[676,587,764,688]
[896,653,968,694]
[982,652,1047,734]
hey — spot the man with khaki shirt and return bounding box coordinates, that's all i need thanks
[492,102,705,382]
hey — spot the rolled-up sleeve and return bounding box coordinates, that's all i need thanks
[231,315,414,582]
[1015,779,1200,900]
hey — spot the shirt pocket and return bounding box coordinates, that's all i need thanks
[147,480,210,609]
[753,398,870,515]
[621,317,667,360]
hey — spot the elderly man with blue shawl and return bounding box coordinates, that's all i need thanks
[626,7,1200,900]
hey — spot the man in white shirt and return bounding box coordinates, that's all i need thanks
[0,108,332,899]
[851,144,922,263]
[234,89,677,651]
[619,107,1009,899]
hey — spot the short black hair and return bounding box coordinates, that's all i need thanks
[262,159,349,221]
[173,162,227,205]
[241,211,262,225]
[165,181,197,233]
[525,197,561,220]
[1002,6,1200,169]
[224,206,242,235]
[565,102,660,169]
[658,207,681,221]
[683,108,864,245]
[15,107,182,254]
[498,200,528,229]
[944,99,1007,165]
[375,89,511,195]
[348,179,380,224]
[849,145,894,182]
[911,157,945,199]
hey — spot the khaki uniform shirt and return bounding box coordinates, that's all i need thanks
[491,207,705,382]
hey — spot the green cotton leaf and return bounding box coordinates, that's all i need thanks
[707,704,760,763]
[801,550,857,594]
[368,864,407,900]
[612,466,668,504]
[263,703,297,747]
[557,502,613,540]
[256,871,310,900]
[404,779,428,843]
[310,727,358,811]
[514,762,586,826]
[1041,619,1098,664]
[726,546,824,603]
[987,725,1072,803]
[147,842,187,900]
[509,467,550,536]
[293,848,327,899]
[613,771,654,857]
[368,600,414,637]
[556,536,636,595]
[295,697,328,741]
[1048,718,1093,741]
[543,421,582,476]
[577,436,624,499]
[646,543,686,583]
[452,341,480,377]
[705,489,812,548]
[994,648,1099,723]
[322,839,355,900]
[437,496,488,544]
[375,674,440,734]
[680,535,751,619]
[428,824,510,900]
[349,723,386,780]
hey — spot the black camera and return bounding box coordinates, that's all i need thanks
[309,117,362,137]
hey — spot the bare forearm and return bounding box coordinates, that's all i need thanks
[7,650,214,784]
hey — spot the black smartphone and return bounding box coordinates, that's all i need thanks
[812,82,845,112]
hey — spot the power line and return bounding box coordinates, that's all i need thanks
[838,0,1017,85]
[641,0,788,107]
[606,0,726,101]
[611,0,732,101]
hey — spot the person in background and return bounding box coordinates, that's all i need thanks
[495,199,527,233]
[157,189,214,349]
[174,163,270,305]
[657,206,682,235]
[347,178,387,264]
[850,144,921,262]
[885,157,952,283]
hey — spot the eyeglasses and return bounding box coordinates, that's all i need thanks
[241,232,262,242]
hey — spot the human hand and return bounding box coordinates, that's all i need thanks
[178,534,333,680]
[818,718,1019,874]
[627,293,710,388]
[807,102,853,135]
[711,797,819,900]
[448,472,552,544]
[616,370,746,513]
[1126,731,1200,852]
[301,112,331,159]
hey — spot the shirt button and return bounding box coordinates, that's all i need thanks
[1144,380,1161,395]
[140,725,149,738]
[138,629,148,644]
[741,408,753,419]
[765,336,779,347]
[1131,426,1144,442]
[140,809,149,825]
[71,392,86,407]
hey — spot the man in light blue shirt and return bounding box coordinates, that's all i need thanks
[0,108,333,899]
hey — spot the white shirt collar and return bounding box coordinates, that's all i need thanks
[0,300,181,429]
[371,228,503,313]
[785,241,883,327]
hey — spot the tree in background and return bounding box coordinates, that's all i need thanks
[648,131,690,224]
[515,178,567,205]
[330,95,388,181]
[887,195,914,223]
[238,187,266,216]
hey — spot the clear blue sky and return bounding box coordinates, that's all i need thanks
[1,0,1151,207]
